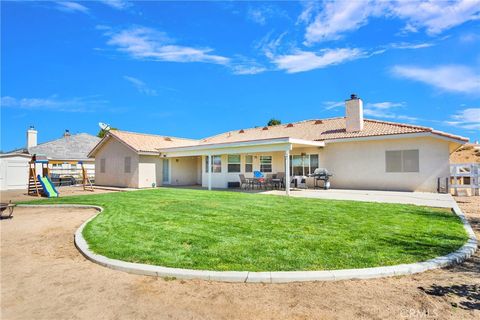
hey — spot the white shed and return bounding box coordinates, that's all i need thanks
[0,153,31,190]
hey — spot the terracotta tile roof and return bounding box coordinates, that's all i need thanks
[199,117,468,144]
[108,130,198,153]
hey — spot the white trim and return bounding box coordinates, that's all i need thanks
[285,150,290,196]
[159,137,323,157]
[324,132,467,144]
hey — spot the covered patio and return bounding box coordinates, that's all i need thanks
[158,137,325,195]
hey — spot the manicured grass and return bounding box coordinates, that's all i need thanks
[23,188,468,271]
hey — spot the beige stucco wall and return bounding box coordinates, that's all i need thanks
[168,156,199,186]
[322,137,450,192]
[94,138,139,188]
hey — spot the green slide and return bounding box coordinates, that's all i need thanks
[38,175,59,198]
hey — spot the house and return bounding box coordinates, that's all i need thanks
[0,127,100,190]
[89,95,468,193]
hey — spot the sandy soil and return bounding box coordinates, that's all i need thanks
[1,197,478,320]
[0,186,116,203]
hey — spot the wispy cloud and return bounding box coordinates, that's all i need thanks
[303,0,480,44]
[56,1,89,14]
[123,76,157,96]
[391,65,480,94]
[0,95,107,112]
[272,48,366,73]
[99,0,131,10]
[105,26,230,65]
[363,101,417,122]
[446,108,480,130]
[323,101,344,110]
[247,5,289,26]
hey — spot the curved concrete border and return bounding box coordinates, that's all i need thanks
[18,203,477,283]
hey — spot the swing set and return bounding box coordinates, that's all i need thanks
[28,154,94,197]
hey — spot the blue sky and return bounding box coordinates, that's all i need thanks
[1,0,479,151]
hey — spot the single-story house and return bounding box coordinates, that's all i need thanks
[0,127,100,190]
[89,95,468,193]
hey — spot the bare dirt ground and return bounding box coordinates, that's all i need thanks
[0,186,116,203]
[1,196,478,320]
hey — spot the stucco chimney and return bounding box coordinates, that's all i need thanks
[27,125,37,148]
[345,94,364,132]
[63,129,71,137]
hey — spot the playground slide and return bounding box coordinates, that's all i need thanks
[37,175,59,198]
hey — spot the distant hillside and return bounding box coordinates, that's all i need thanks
[450,143,480,164]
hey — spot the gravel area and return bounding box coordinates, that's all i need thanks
[0,196,478,319]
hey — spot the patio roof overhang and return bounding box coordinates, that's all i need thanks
[157,137,325,157]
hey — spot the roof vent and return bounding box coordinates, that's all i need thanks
[314,120,323,124]
[164,137,172,141]
[262,126,268,130]
[239,129,245,133]
[286,123,294,128]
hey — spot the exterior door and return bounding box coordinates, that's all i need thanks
[162,159,170,184]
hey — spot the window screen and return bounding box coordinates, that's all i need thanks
[260,156,272,172]
[124,157,131,173]
[205,155,222,173]
[228,155,241,173]
[386,150,419,173]
[100,158,106,173]
[245,155,253,173]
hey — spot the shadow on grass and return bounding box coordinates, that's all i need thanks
[419,284,480,310]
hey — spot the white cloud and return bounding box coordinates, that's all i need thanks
[391,0,480,35]
[123,76,157,96]
[364,101,417,122]
[304,1,383,44]
[392,65,480,94]
[303,0,480,44]
[231,64,267,75]
[99,0,131,10]
[248,7,267,25]
[446,108,480,130]
[105,26,230,65]
[272,48,365,73]
[389,42,434,49]
[1,95,107,112]
[323,101,345,110]
[56,1,89,14]
[247,5,289,26]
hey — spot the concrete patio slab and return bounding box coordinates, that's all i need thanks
[262,189,457,208]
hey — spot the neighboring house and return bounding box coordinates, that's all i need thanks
[89,95,468,192]
[0,127,100,190]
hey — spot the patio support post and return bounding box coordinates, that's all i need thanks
[207,154,212,191]
[285,149,290,196]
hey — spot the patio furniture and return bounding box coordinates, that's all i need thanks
[1,201,15,220]
[291,175,307,189]
[274,172,285,189]
[239,174,251,190]
[309,168,333,190]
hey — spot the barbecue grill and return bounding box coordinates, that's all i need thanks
[308,168,333,190]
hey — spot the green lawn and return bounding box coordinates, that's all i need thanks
[23,188,468,271]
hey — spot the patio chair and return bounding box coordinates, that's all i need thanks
[265,174,275,189]
[239,174,250,190]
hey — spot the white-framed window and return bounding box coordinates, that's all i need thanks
[205,155,222,173]
[124,157,131,173]
[290,154,319,175]
[386,150,419,172]
[228,154,241,173]
[100,158,106,173]
[245,155,253,173]
[260,156,272,173]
